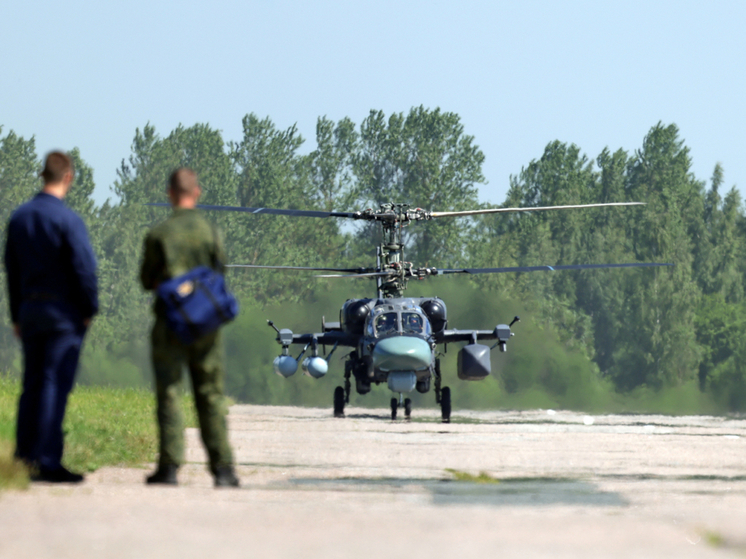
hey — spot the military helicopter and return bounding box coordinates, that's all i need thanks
[177,200,672,422]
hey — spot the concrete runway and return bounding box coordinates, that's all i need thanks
[2,404,746,558]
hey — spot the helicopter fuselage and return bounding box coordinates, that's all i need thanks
[271,296,514,403]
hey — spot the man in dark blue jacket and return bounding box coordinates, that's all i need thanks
[4,151,98,483]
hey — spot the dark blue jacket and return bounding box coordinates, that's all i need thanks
[4,192,98,333]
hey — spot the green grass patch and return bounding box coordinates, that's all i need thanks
[62,385,160,471]
[445,468,501,484]
[0,376,21,443]
[703,530,726,548]
[0,441,29,490]
[0,375,201,480]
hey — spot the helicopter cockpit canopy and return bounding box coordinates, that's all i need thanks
[402,312,426,334]
[374,312,398,336]
[367,308,432,338]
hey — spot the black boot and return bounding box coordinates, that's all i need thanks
[213,465,239,488]
[146,464,178,485]
[32,466,84,484]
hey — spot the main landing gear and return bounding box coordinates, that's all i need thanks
[434,358,451,423]
[333,364,353,418]
[334,358,450,423]
[390,396,412,421]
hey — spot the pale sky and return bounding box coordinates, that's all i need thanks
[2,1,744,207]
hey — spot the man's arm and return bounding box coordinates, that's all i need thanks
[140,234,165,291]
[67,216,99,320]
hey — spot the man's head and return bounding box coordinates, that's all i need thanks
[40,151,75,198]
[168,168,201,208]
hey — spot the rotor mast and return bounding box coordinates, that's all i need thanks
[377,203,411,299]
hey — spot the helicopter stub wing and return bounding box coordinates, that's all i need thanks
[281,330,359,347]
[436,329,506,344]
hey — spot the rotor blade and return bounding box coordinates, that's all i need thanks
[437,262,674,274]
[227,264,372,273]
[315,271,396,279]
[429,202,645,218]
[146,202,359,219]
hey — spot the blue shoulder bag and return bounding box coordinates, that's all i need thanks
[157,266,239,345]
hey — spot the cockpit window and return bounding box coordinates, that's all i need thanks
[402,312,425,334]
[374,312,399,335]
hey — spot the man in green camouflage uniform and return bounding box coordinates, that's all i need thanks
[140,168,239,488]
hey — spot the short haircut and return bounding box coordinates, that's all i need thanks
[168,168,200,198]
[40,151,75,184]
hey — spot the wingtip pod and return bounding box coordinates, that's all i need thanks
[302,356,328,379]
[457,344,491,380]
[273,355,298,378]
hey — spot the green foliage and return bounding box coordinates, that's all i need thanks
[0,128,39,373]
[609,381,717,415]
[0,442,28,490]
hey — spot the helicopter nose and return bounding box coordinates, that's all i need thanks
[372,336,431,372]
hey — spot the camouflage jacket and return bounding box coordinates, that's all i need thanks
[140,209,226,312]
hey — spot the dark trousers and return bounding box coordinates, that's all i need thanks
[16,329,83,471]
[151,317,233,473]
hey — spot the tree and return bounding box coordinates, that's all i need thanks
[694,164,743,300]
[66,148,96,221]
[609,123,701,389]
[0,128,41,372]
[353,107,486,265]
[309,116,358,212]
[227,114,344,303]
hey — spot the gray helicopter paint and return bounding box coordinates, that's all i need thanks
[387,372,418,393]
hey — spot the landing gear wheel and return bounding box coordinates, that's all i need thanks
[333,386,345,418]
[404,398,412,420]
[390,397,398,421]
[440,387,451,423]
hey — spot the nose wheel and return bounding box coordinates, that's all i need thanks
[439,387,451,423]
[390,396,412,421]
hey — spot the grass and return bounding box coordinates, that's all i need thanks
[0,375,201,485]
[445,468,501,484]
[0,440,29,490]
[703,530,726,548]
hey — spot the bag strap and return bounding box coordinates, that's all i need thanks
[195,279,230,321]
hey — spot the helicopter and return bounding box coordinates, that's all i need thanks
[164,200,672,422]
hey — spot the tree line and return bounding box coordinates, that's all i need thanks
[1,108,744,411]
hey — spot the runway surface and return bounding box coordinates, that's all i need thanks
[1,405,746,558]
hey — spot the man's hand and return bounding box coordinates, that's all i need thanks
[12,323,20,339]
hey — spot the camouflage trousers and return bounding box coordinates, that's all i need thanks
[151,317,234,473]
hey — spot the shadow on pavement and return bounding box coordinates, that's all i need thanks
[286,477,628,507]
